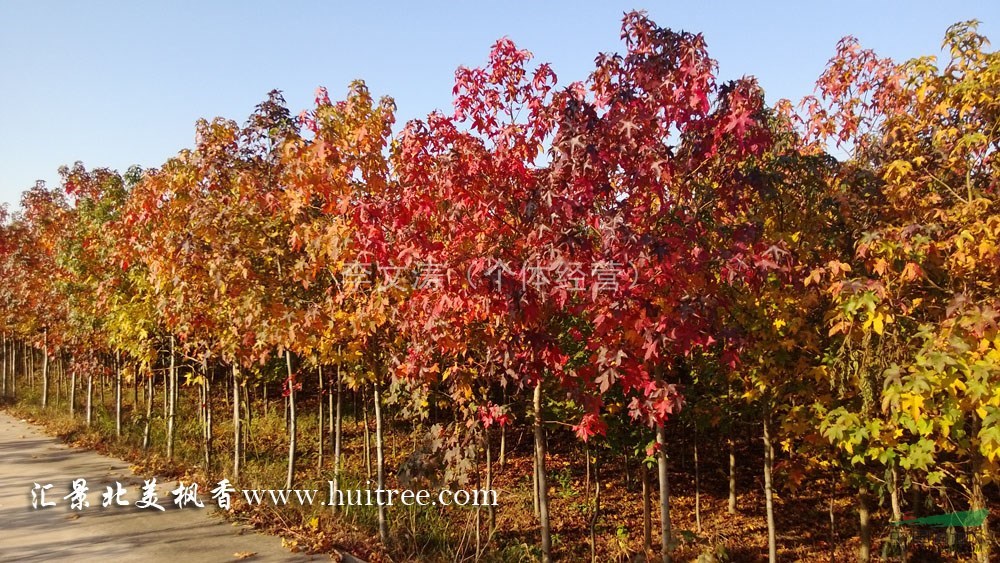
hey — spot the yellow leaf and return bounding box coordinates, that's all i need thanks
[872,314,884,336]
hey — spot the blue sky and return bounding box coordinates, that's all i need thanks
[1,1,997,209]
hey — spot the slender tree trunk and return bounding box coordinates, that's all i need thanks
[729,439,737,514]
[233,364,242,481]
[11,340,17,399]
[284,350,297,490]
[763,412,777,563]
[162,359,168,419]
[115,353,122,438]
[971,456,991,562]
[889,463,902,522]
[9,340,15,399]
[56,355,63,405]
[41,329,48,408]
[485,426,495,532]
[242,379,250,468]
[829,477,837,563]
[373,379,389,544]
[532,445,540,518]
[534,381,551,563]
[363,386,372,481]
[69,366,76,417]
[100,362,106,408]
[858,484,872,563]
[1,332,7,399]
[142,367,153,449]
[204,364,212,471]
[589,451,601,563]
[642,462,653,553]
[317,365,324,469]
[332,357,343,514]
[167,336,176,460]
[656,424,672,563]
[499,422,507,469]
[694,426,702,534]
[86,374,93,427]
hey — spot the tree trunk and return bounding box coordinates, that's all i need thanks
[115,353,122,438]
[69,366,76,417]
[233,364,242,481]
[589,450,601,563]
[829,478,837,563]
[204,364,212,472]
[694,426,702,534]
[284,350,297,490]
[485,426,495,532]
[142,367,153,449]
[41,330,48,408]
[641,461,653,552]
[86,374,93,426]
[858,484,872,563]
[499,423,507,470]
[534,381,551,563]
[317,365,324,469]
[2,333,7,399]
[889,463,902,522]
[971,459,991,562]
[242,379,250,468]
[373,379,389,544]
[532,445,540,518]
[656,424,672,563]
[363,386,372,481]
[332,357,343,514]
[763,412,777,563]
[729,439,737,514]
[9,340,15,399]
[99,363,106,409]
[167,336,176,460]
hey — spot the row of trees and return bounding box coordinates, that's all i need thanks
[1,13,997,561]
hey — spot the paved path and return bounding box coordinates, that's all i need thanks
[0,410,325,562]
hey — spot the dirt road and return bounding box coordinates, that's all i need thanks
[0,410,324,562]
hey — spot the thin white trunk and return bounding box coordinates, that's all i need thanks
[233,364,242,481]
[657,424,671,563]
[86,374,93,426]
[167,337,176,460]
[317,365,324,469]
[642,462,653,552]
[142,367,153,449]
[69,366,76,417]
[763,412,777,563]
[332,356,343,514]
[284,351,296,490]
[41,330,48,408]
[115,353,122,438]
[373,380,388,543]
[728,439,737,514]
[694,427,701,534]
[534,381,551,563]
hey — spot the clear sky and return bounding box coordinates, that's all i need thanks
[1,1,997,209]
